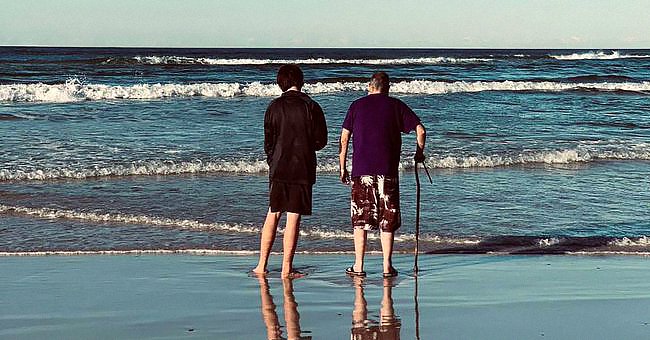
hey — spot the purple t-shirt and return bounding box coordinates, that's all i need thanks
[342,94,421,177]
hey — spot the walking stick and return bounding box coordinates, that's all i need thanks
[414,161,421,273]
[414,160,432,274]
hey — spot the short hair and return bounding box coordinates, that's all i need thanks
[276,64,304,91]
[369,72,390,93]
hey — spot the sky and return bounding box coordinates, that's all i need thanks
[1,0,648,48]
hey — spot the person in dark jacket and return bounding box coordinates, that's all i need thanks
[253,64,327,278]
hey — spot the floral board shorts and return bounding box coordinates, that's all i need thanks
[351,175,401,232]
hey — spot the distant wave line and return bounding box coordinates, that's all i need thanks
[114,55,494,65]
[2,147,650,181]
[549,51,650,60]
[2,79,650,102]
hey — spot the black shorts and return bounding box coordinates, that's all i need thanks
[269,181,312,215]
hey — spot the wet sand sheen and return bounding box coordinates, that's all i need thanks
[2,254,650,339]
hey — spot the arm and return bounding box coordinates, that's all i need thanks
[313,103,328,151]
[414,124,426,163]
[263,106,275,164]
[338,128,351,184]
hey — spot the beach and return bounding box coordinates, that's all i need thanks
[3,253,650,339]
[2,47,650,339]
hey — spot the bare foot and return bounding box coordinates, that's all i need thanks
[281,270,305,279]
[251,266,268,276]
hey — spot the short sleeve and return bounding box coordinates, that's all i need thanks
[342,102,355,131]
[400,100,420,133]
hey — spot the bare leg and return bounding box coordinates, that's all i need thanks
[380,231,395,274]
[281,212,302,278]
[353,228,367,273]
[253,208,282,274]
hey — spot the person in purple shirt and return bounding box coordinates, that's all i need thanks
[339,71,426,278]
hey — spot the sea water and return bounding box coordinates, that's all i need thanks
[1,48,649,255]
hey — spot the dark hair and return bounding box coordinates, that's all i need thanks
[369,72,390,93]
[276,64,304,91]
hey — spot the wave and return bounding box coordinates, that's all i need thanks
[574,121,650,129]
[420,148,650,169]
[550,51,650,60]
[0,113,26,121]
[0,159,270,181]
[108,55,494,66]
[0,204,474,245]
[5,247,650,257]
[0,249,258,257]
[0,204,261,234]
[2,203,650,255]
[426,236,650,255]
[565,75,638,82]
[2,147,649,181]
[2,79,650,102]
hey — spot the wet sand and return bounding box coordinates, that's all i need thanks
[3,254,650,339]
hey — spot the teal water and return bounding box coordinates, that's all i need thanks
[1,48,649,253]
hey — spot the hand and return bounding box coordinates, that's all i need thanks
[340,168,350,185]
[414,146,425,163]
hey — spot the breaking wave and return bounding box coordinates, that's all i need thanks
[2,79,650,102]
[0,159,270,181]
[419,148,650,169]
[2,203,650,255]
[2,146,649,181]
[425,236,650,255]
[550,51,650,60]
[0,204,260,233]
[0,204,475,244]
[0,249,258,257]
[115,55,493,65]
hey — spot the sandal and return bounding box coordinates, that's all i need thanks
[383,267,398,278]
[345,266,367,277]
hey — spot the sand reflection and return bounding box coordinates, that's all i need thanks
[351,277,401,340]
[257,276,311,340]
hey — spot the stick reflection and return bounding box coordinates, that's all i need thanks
[257,276,311,340]
[351,277,401,340]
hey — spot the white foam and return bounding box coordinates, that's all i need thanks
[609,236,650,247]
[3,79,649,103]
[129,56,492,65]
[0,204,482,246]
[0,249,379,256]
[550,51,650,60]
[2,146,650,181]
[567,251,650,256]
[538,238,561,247]
[422,147,650,169]
[0,249,257,257]
[0,159,269,181]
[0,204,260,233]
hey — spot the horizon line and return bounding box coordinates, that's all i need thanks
[1,45,649,50]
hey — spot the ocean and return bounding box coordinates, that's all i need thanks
[1,47,649,256]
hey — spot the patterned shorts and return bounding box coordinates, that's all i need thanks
[351,175,401,232]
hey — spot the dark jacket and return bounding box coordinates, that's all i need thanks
[264,90,327,185]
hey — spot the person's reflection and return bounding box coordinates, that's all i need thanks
[351,277,401,340]
[257,276,311,340]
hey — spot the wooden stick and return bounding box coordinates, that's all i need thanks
[414,161,421,273]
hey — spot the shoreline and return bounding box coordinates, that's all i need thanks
[3,249,650,257]
[3,254,650,339]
